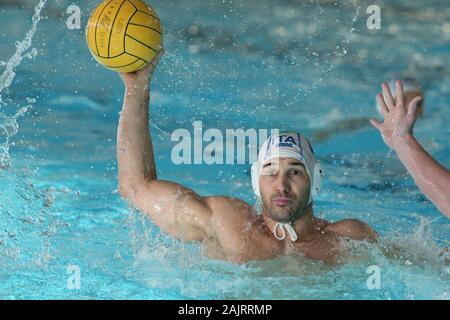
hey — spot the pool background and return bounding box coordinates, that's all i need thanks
[0,0,449,299]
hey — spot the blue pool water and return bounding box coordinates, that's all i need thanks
[0,0,449,299]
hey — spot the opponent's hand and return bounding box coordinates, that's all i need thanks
[119,47,164,88]
[370,80,422,150]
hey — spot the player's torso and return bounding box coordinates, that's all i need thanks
[201,225,342,265]
[201,197,342,264]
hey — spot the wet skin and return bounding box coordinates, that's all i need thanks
[117,49,378,265]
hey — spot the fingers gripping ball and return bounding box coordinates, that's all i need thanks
[86,0,163,73]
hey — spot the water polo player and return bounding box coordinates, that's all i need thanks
[116,48,377,264]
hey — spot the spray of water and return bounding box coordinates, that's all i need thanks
[0,0,58,269]
[0,0,47,169]
[0,0,47,102]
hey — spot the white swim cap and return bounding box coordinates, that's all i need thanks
[251,131,323,205]
[375,79,422,116]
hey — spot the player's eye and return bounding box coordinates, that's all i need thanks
[289,169,303,177]
[262,167,278,176]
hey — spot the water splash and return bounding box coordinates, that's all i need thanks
[381,217,448,269]
[0,0,60,269]
[0,169,59,268]
[0,0,47,103]
[0,0,47,168]
[0,106,30,168]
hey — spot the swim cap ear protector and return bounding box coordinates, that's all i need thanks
[251,132,323,205]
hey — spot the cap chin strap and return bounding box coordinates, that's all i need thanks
[273,222,298,241]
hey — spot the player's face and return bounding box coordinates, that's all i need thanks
[259,158,311,222]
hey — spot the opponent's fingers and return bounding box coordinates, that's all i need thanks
[382,82,395,110]
[377,93,389,117]
[369,118,383,131]
[407,96,422,116]
[396,80,405,109]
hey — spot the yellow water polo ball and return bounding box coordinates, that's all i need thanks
[86,0,163,73]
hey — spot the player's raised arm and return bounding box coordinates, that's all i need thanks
[370,80,450,217]
[117,49,215,241]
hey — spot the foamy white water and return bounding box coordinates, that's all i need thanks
[0,0,47,103]
[0,0,47,168]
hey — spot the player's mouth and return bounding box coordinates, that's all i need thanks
[272,197,292,206]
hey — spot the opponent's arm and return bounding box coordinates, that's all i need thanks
[117,48,214,241]
[370,80,450,218]
[394,135,450,217]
